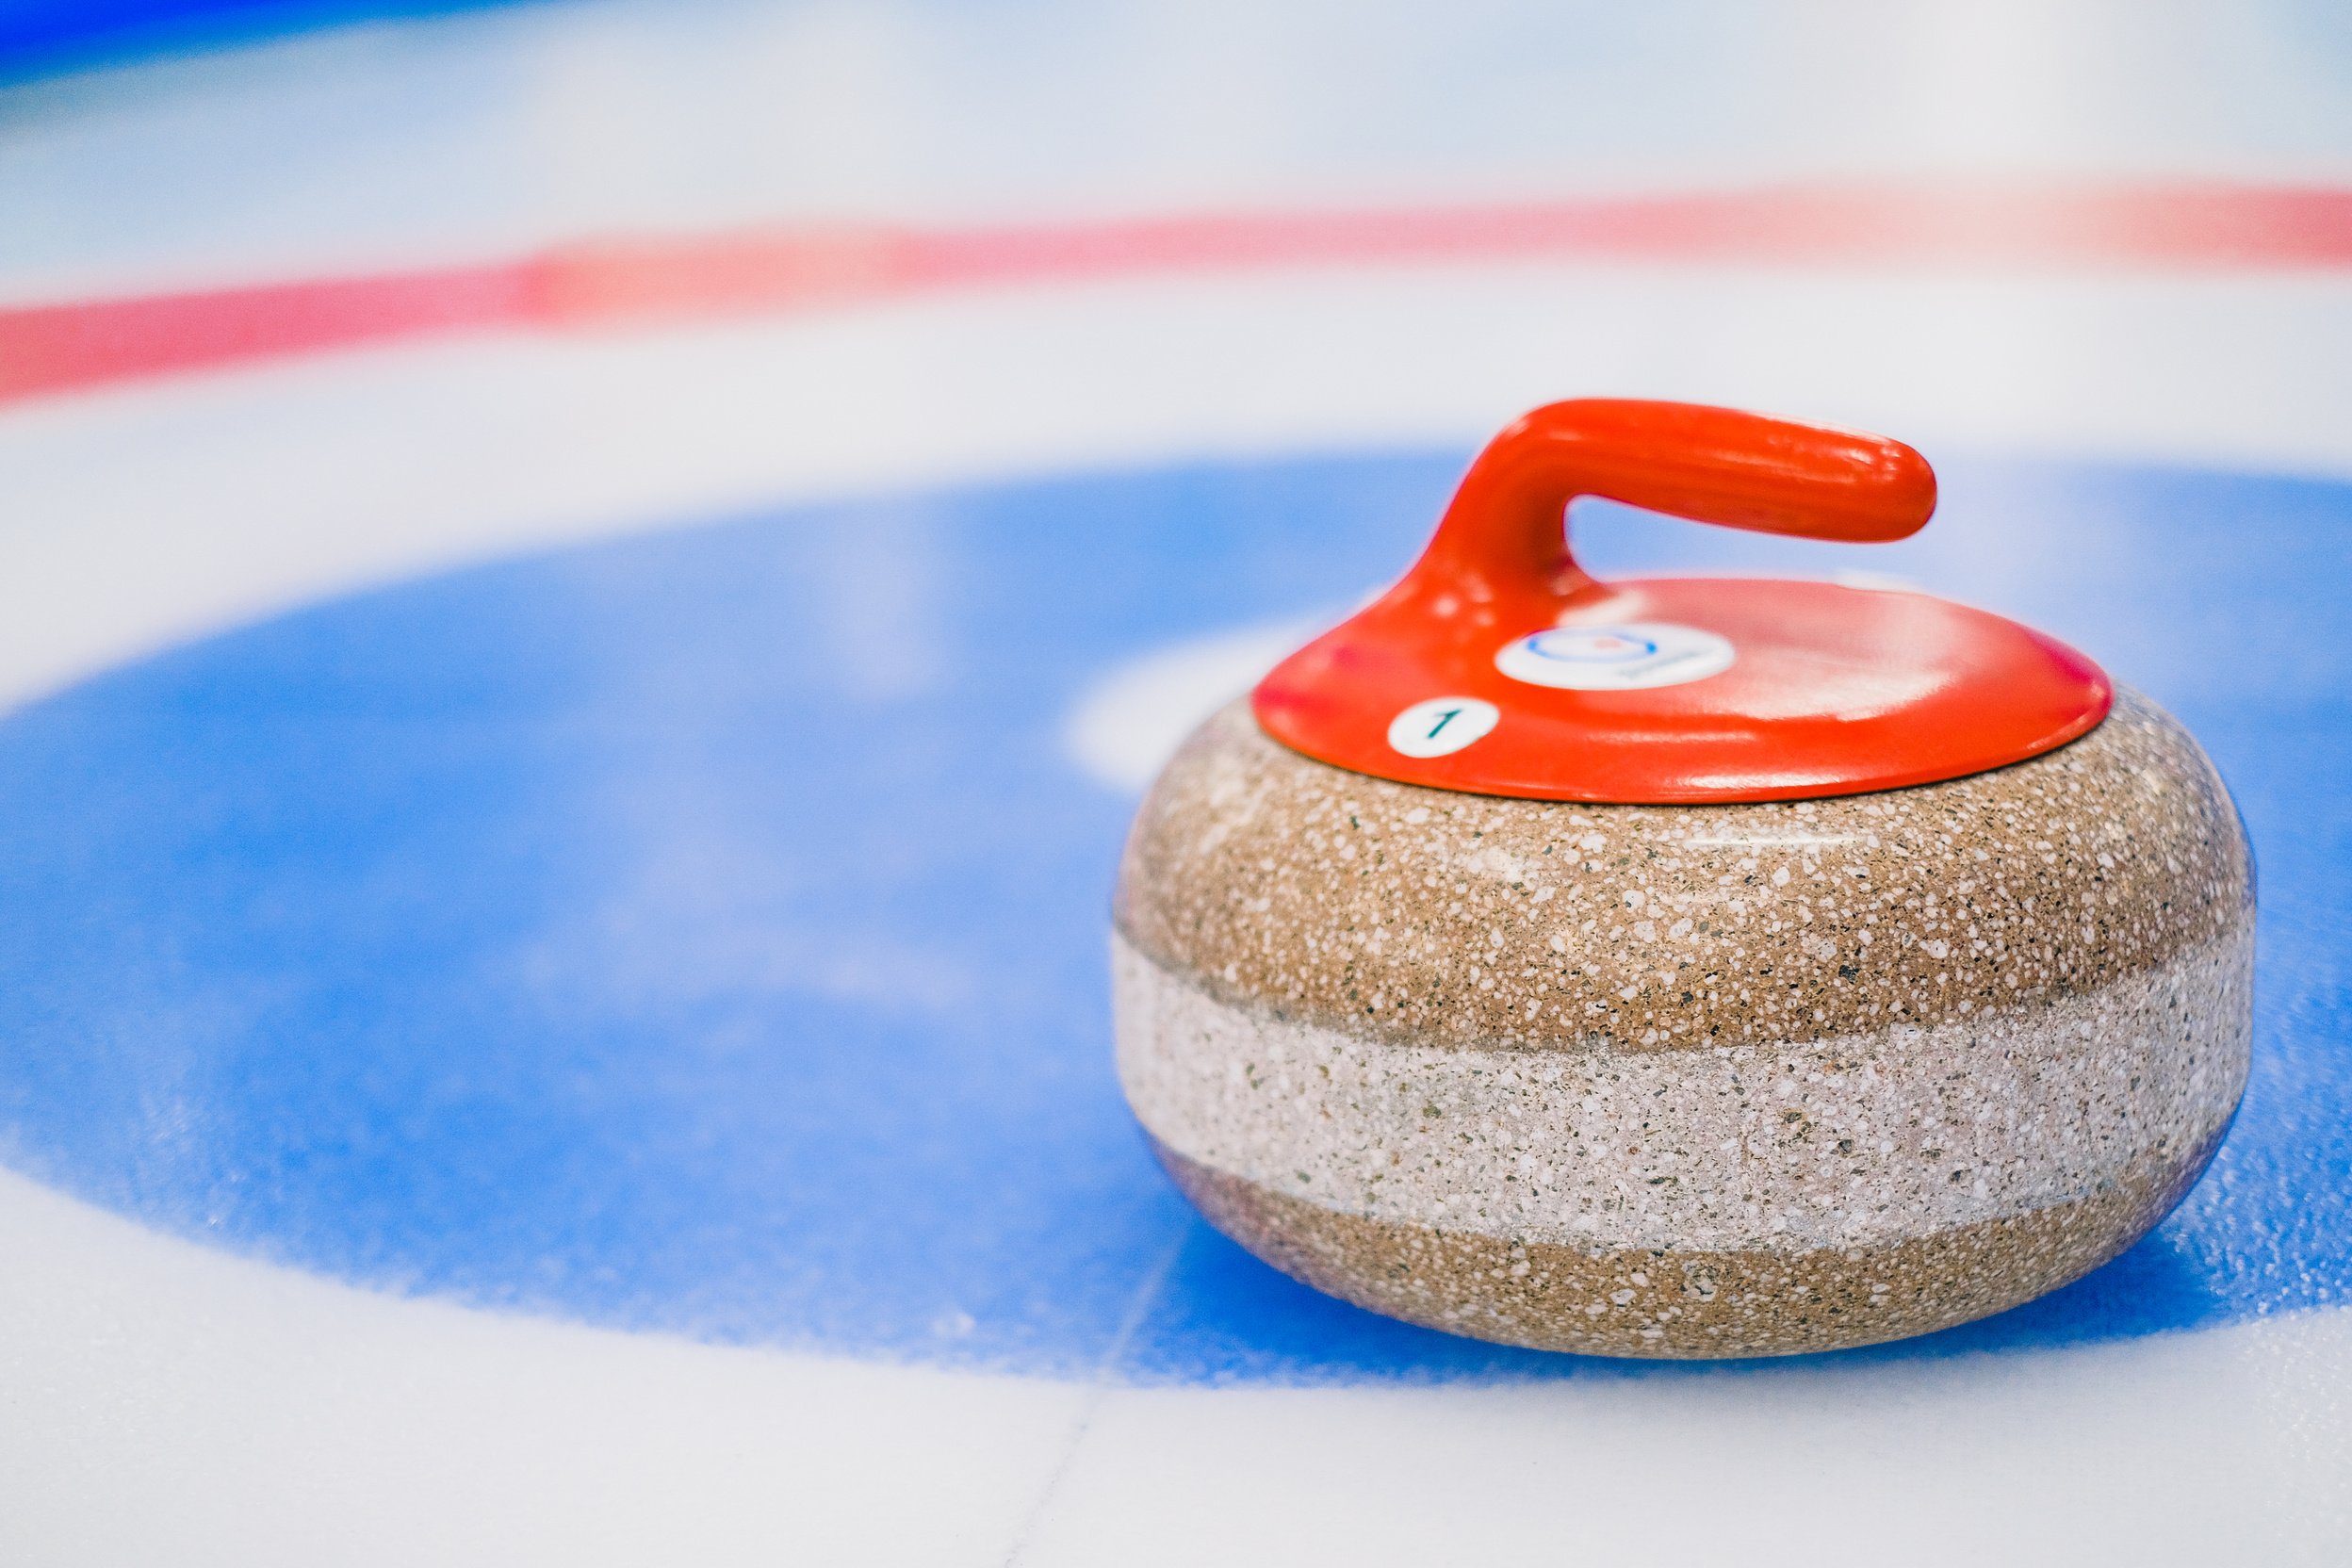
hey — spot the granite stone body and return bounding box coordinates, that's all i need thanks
[1112,690,2253,1358]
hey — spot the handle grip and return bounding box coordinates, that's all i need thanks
[1415,400,1936,595]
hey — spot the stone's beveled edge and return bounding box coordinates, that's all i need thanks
[1114,687,2253,1054]
[1115,927,2252,1255]
[1152,1127,2228,1360]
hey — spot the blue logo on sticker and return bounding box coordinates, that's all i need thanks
[1522,629,1660,662]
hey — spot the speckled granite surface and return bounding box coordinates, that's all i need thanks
[1114,689,2254,1357]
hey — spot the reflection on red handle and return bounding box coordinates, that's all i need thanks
[1414,399,1937,597]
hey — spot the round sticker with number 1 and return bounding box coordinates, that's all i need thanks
[1386,696,1499,758]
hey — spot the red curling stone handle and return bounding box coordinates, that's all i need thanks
[1415,398,1937,601]
[1251,397,2110,803]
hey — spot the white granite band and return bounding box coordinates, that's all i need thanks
[1116,928,2250,1253]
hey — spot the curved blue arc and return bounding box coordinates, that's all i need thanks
[0,451,2344,1385]
[0,1,534,84]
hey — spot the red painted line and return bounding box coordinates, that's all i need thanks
[7,183,2352,408]
[0,265,529,406]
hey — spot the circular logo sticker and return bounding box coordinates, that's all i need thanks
[1494,622,1735,691]
[1386,696,1500,758]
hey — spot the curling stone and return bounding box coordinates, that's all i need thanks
[1112,399,2252,1359]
